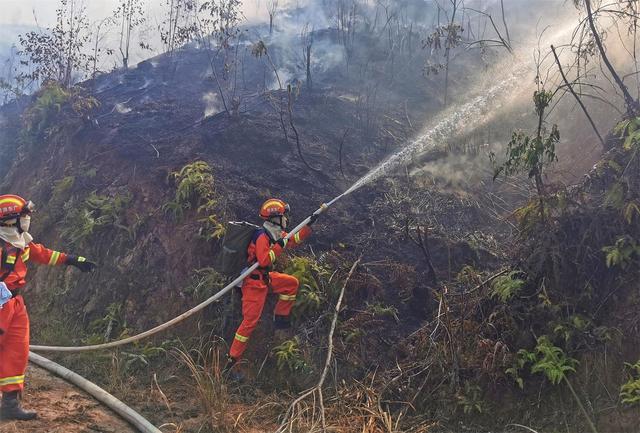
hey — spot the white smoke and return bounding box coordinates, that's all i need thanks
[202,91,223,118]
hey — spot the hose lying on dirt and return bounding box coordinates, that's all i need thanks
[30,200,338,353]
[28,352,162,433]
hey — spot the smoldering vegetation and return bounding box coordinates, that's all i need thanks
[0,1,640,433]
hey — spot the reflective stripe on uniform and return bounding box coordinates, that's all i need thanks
[281,239,288,247]
[48,251,61,265]
[78,256,86,262]
[234,333,248,343]
[294,232,301,243]
[5,255,16,264]
[21,249,30,262]
[0,375,25,386]
[279,294,296,301]
[268,250,276,263]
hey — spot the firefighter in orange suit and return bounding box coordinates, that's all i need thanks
[226,198,319,370]
[0,195,96,421]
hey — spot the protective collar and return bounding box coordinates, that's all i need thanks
[0,225,33,250]
[263,221,283,242]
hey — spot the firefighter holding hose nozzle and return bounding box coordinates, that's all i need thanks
[0,195,96,421]
[224,198,321,376]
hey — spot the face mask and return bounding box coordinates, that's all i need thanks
[18,215,31,234]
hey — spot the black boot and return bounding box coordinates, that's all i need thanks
[273,315,291,330]
[222,355,237,375]
[1,391,37,421]
[222,355,244,382]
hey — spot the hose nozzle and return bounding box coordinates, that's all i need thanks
[313,203,329,216]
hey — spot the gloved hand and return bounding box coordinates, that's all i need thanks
[66,255,97,273]
[307,213,320,226]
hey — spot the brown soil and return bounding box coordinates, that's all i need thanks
[0,366,137,433]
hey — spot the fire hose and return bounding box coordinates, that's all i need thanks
[30,195,344,353]
[28,352,162,433]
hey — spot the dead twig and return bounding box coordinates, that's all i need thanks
[276,257,362,433]
[550,45,606,150]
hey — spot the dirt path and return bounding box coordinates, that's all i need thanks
[0,366,137,433]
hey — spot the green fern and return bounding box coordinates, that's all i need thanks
[530,336,578,385]
[273,338,308,372]
[166,161,224,239]
[620,360,640,406]
[490,271,525,302]
[602,236,640,269]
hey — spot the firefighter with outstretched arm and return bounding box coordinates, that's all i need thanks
[0,195,96,421]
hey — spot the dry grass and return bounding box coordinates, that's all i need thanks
[172,337,232,433]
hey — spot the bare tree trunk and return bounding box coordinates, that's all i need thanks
[584,0,640,115]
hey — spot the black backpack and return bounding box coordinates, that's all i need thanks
[216,221,261,276]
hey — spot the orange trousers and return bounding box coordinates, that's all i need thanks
[0,296,29,392]
[230,272,298,359]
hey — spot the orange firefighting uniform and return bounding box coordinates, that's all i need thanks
[0,241,68,392]
[229,226,311,359]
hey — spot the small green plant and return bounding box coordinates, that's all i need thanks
[185,267,226,301]
[366,302,399,322]
[273,338,308,372]
[84,303,129,344]
[613,116,640,151]
[623,201,640,224]
[456,265,482,286]
[505,348,535,389]
[620,360,640,406]
[602,236,640,269]
[552,314,593,343]
[604,181,626,209]
[507,337,597,433]
[342,327,366,343]
[456,382,487,415]
[490,271,525,302]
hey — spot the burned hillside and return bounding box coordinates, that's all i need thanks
[0,1,639,432]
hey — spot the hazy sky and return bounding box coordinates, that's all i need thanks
[0,0,268,26]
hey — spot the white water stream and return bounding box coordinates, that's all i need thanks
[341,63,530,197]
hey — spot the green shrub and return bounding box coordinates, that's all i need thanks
[614,117,640,151]
[283,256,331,320]
[61,190,132,246]
[21,82,99,142]
[164,161,225,239]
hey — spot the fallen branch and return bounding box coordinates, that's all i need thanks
[276,257,362,433]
